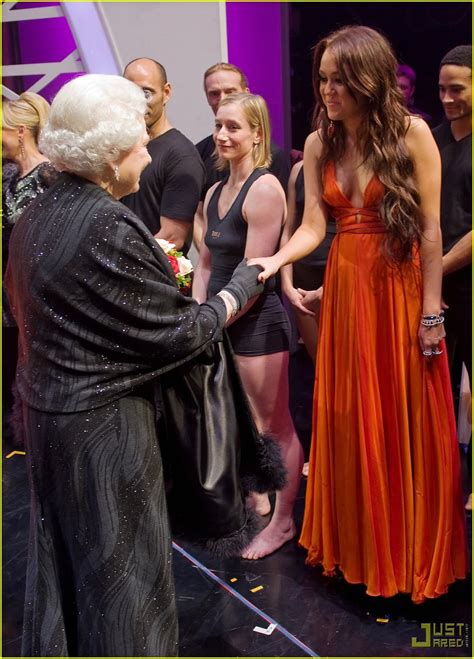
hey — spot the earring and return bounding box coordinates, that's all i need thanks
[328,120,335,138]
[113,166,120,182]
[19,136,26,159]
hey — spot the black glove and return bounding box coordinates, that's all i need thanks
[222,259,264,311]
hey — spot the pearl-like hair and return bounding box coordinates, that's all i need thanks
[39,74,147,176]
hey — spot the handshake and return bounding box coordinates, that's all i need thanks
[220,259,265,313]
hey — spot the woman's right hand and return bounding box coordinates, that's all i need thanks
[247,254,282,282]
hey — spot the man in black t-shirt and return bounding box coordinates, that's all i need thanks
[193,63,290,248]
[122,58,204,251]
[433,44,472,504]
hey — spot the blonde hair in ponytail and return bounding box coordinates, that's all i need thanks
[2,92,50,143]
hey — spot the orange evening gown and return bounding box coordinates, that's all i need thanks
[299,162,468,603]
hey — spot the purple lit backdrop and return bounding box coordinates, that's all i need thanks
[4,1,288,146]
[226,2,287,150]
[2,2,81,101]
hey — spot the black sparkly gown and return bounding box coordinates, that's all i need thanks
[5,173,231,657]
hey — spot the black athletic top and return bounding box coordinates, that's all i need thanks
[205,169,290,356]
[294,166,336,269]
[292,166,336,290]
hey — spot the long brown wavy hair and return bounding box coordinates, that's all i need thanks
[312,25,422,262]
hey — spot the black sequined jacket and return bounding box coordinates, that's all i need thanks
[5,173,287,555]
[5,172,227,413]
[2,161,60,326]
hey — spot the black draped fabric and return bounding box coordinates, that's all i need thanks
[22,388,177,657]
[5,173,234,657]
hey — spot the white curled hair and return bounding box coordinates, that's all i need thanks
[39,74,147,176]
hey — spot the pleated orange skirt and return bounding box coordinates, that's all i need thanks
[299,216,468,603]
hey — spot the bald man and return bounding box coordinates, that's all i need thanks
[122,58,204,251]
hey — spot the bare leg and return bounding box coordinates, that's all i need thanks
[295,305,319,365]
[236,351,304,560]
[247,491,271,516]
[295,311,319,477]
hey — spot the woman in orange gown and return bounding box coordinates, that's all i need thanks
[250,25,467,603]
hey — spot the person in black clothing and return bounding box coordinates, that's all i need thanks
[123,58,204,251]
[6,74,265,657]
[280,160,336,363]
[193,63,290,248]
[193,93,303,559]
[2,93,59,444]
[396,63,432,124]
[433,44,472,509]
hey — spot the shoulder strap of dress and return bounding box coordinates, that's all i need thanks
[231,168,268,216]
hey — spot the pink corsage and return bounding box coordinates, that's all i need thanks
[156,238,193,291]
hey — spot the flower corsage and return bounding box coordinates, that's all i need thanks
[156,238,193,291]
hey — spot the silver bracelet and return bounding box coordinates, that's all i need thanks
[217,290,239,318]
[420,311,444,327]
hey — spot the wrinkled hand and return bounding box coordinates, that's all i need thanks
[247,255,281,282]
[222,258,264,311]
[298,286,323,314]
[418,323,446,358]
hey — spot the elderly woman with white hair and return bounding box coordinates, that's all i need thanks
[5,74,268,657]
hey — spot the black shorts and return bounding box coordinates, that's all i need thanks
[293,261,326,291]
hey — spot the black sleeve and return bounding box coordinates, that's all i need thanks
[196,135,223,202]
[269,147,291,193]
[5,193,228,411]
[160,154,205,222]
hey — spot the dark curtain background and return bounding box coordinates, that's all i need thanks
[289,2,472,150]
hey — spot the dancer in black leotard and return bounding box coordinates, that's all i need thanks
[193,93,304,559]
[205,168,290,355]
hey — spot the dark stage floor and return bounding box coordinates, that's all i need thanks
[2,346,472,657]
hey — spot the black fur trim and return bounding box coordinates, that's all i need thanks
[240,433,288,495]
[204,507,263,558]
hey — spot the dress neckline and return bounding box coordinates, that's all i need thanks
[328,161,378,209]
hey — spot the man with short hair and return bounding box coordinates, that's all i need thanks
[123,58,204,251]
[194,62,290,247]
[396,63,431,123]
[433,44,472,507]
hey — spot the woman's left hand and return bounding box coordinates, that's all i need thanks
[297,286,323,313]
[418,323,446,358]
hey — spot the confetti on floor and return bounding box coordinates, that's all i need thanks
[253,623,276,635]
[250,585,264,593]
[5,451,26,459]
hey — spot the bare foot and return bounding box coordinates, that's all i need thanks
[302,462,309,477]
[465,493,472,511]
[247,492,271,516]
[241,519,296,560]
